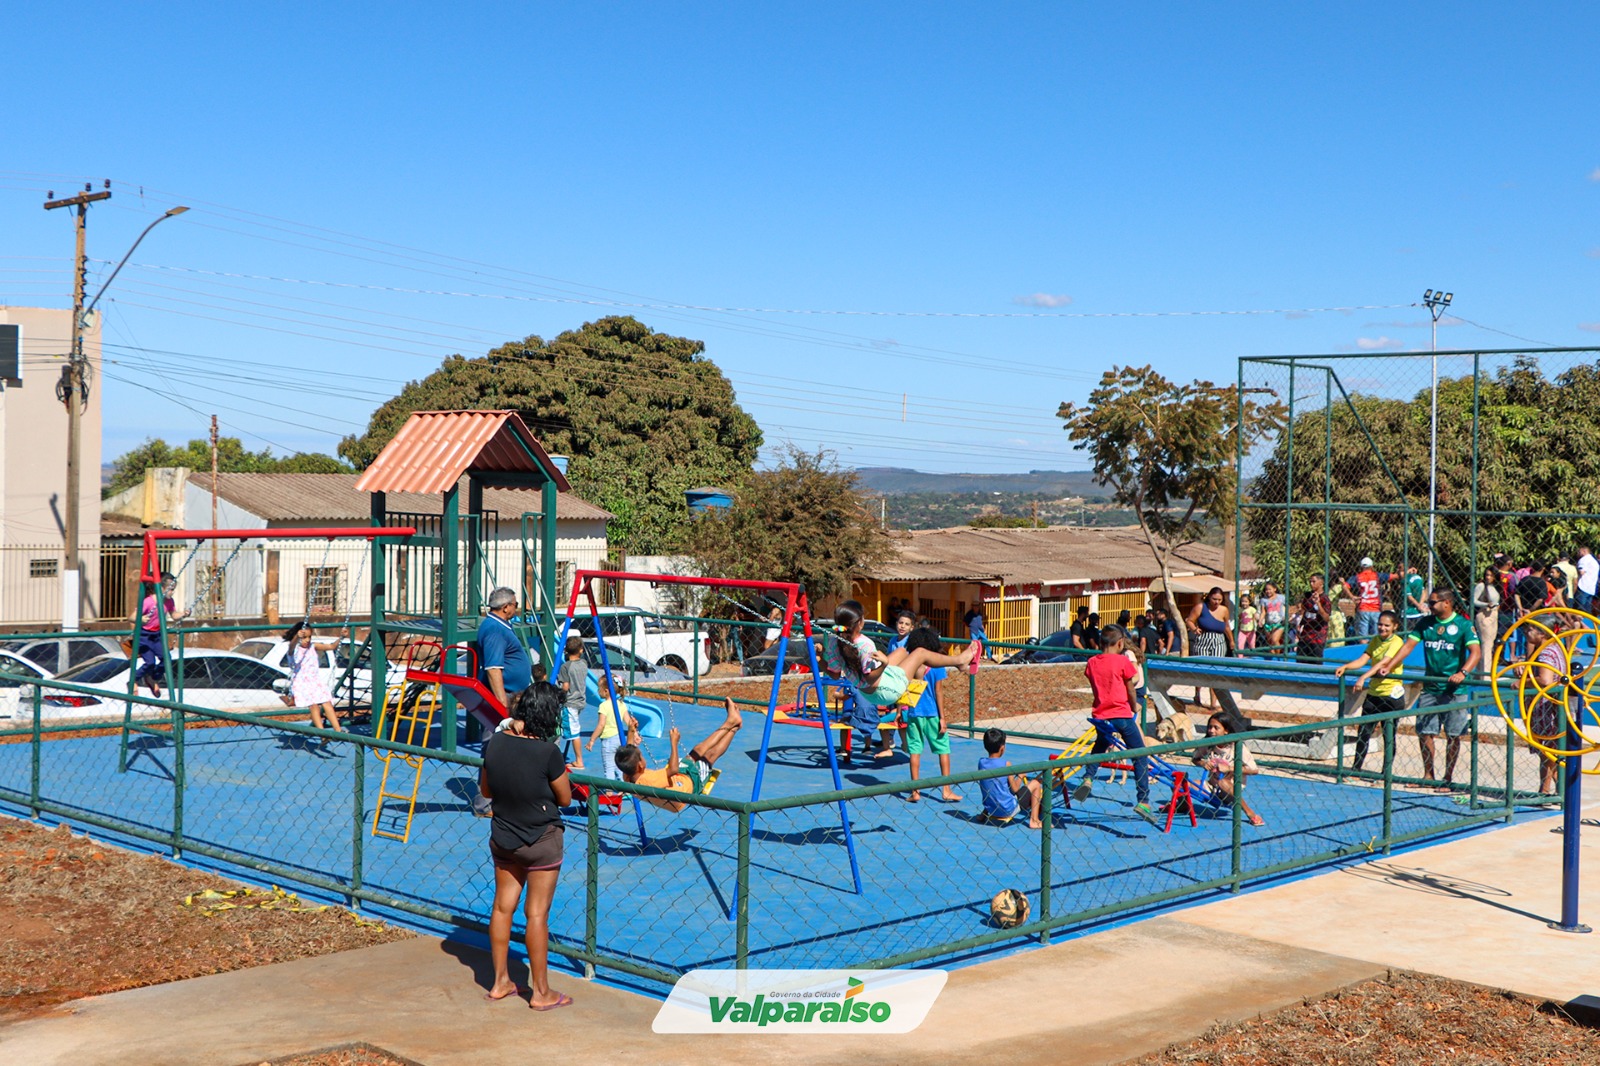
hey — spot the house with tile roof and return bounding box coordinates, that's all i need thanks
[847,524,1256,644]
[101,470,610,622]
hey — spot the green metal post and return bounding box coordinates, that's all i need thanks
[1381,717,1396,853]
[171,697,185,858]
[467,477,485,619]
[1284,362,1296,595]
[1323,370,1333,588]
[1469,354,1481,636]
[692,620,702,703]
[540,480,559,670]
[1234,360,1245,642]
[1469,710,1480,809]
[735,810,751,969]
[351,740,364,909]
[1038,772,1053,945]
[1504,715,1516,821]
[370,491,389,741]
[1335,674,1346,784]
[442,485,460,753]
[585,786,599,980]
[1230,738,1244,891]
[30,682,42,817]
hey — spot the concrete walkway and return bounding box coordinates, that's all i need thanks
[4,801,1595,1066]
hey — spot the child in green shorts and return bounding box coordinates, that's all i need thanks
[902,627,962,802]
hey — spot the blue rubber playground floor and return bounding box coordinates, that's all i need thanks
[0,698,1536,989]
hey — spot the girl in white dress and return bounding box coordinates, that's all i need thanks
[285,622,345,732]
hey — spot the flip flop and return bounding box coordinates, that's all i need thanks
[531,992,574,1012]
[485,986,528,1001]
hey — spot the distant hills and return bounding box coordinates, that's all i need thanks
[852,467,1104,497]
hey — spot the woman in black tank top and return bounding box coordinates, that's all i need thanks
[480,682,573,1010]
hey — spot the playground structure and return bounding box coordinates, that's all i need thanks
[0,389,1589,988]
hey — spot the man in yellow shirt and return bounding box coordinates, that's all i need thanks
[1334,610,1407,772]
[614,697,743,813]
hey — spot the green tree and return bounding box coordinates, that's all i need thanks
[105,437,350,498]
[969,513,1036,528]
[1058,366,1287,649]
[681,446,894,608]
[1246,356,1600,599]
[338,316,762,554]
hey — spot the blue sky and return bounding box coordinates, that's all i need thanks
[5,3,1598,474]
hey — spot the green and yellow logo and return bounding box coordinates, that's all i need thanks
[708,975,892,1026]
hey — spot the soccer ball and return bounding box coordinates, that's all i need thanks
[989,888,1030,929]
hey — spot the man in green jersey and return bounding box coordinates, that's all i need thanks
[1376,588,1481,791]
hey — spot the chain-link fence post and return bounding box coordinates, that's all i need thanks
[29,681,41,817]
[1038,773,1053,945]
[1229,738,1244,891]
[351,741,365,910]
[735,809,751,970]
[1381,717,1396,853]
[171,698,185,859]
[585,785,599,981]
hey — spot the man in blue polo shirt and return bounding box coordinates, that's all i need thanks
[476,586,533,713]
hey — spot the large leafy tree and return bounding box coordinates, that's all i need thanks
[1246,356,1600,598]
[1058,366,1288,649]
[105,437,350,498]
[339,316,762,554]
[681,446,894,613]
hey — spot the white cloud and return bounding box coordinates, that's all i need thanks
[1590,167,1600,182]
[1587,248,1600,259]
[1356,336,1404,350]
[1012,293,1073,308]
[1578,322,1600,333]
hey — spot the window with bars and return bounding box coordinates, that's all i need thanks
[305,566,344,616]
[29,558,59,579]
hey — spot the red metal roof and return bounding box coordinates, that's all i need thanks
[353,411,571,495]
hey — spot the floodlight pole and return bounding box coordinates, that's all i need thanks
[1422,289,1453,593]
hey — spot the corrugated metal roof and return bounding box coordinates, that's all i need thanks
[353,411,571,495]
[205,474,611,523]
[865,525,1254,586]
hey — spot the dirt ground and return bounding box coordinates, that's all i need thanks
[656,661,1092,725]
[250,1046,419,1066]
[1127,970,1596,1065]
[0,817,412,1020]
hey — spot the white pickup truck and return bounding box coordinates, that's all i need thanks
[559,607,713,676]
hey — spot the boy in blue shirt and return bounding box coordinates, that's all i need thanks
[903,627,961,802]
[977,727,1043,829]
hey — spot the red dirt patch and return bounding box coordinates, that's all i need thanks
[1127,969,1596,1065]
[0,817,412,1020]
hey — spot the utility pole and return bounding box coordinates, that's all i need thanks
[43,183,112,629]
[210,415,220,617]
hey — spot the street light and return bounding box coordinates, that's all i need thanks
[41,191,189,629]
[1422,288,1454,593]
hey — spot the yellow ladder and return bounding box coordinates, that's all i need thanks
[371,679,441,843]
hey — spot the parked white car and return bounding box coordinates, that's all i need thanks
[0,650,53,720]
[1,635,125,676]
[231,636,374,703]
[559,607,712,675]
[36,650,291,717]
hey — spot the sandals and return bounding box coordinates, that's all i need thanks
[1248,813,1266,827]
[531,991,574,1012]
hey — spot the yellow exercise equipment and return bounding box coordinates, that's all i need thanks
[1489,608,1600,774]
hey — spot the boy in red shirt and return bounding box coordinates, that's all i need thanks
[1343,557,1400,639]
[1072,625,1157,824]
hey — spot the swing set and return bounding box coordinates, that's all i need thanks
[558,569,865,899]
[118,527,415,772]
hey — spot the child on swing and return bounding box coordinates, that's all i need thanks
[283,620,348,734]
[614,697,744,813]
[824,600,980,713]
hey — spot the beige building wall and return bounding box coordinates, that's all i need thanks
[0,305,104,623]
